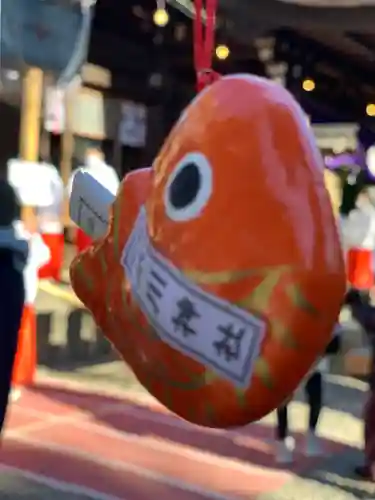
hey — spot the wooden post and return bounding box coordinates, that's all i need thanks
[40,73,52,163]
[13,67,43,389]
[61,86,76,232]
[60,87,75,188]
[19,67,43,230]
[113,101,123,177]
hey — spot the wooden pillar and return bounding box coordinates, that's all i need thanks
[14,67,43,388]
[19,67,43,230]
[61,87,76,229]
[60,88,75,187]
[113,103,123,177]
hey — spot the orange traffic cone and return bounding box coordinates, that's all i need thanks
[12,305,37,388]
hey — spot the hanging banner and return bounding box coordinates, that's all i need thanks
[44,86,65,134]
[118,102,147,148]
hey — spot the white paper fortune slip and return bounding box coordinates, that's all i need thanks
[121,206,266,389]
[69,169,115,239]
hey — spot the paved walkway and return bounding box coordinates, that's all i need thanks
[0,370,374,499]
[4,261,373,498]
[0,468,97,499]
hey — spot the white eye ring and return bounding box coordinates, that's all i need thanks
[164,152,213,222]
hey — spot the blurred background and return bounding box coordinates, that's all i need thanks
[2,0,375,498]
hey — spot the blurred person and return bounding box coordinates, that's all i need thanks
[68,147,119,253]
[6,159,51,402]
[346,289,375,481]
[0,181,27,431]
[274,326,341,464]
[37,161,64,281]
[344,188,375,292]
[11,221,50,401]
[275,169,345,464]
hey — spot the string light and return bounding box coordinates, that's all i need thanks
[302,78,315,92]
[215,44,230,60]
[366,103,375,116]
[153,7,169,26]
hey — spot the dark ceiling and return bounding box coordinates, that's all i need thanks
[217,0,375,34]
[89,0,375,126]
[88,0,265,104]
[273,29,375,123]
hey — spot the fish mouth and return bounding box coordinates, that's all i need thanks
[121,206,266,389]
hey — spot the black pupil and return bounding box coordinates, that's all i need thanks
[169,162,200,209]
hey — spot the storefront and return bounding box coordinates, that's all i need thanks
[43,67,147,181]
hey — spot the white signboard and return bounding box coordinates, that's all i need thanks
[118,102,147,148]
[69,169,114,239]
[44,87,65,134]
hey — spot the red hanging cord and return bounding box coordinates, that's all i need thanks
[193,0,219,92]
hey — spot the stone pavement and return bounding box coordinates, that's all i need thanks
[261,375,374,499]
[3,364,375,499]
[261,452,374,500]
[35,283,114,368]
[32,365,375,499]
[9,271,373,499]
[0,469,96,499]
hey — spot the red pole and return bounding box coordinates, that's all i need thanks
[193,0,220,92]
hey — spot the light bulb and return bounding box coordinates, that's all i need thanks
[366,103,375,117]
[153,8,169,27]
[215,45,229,60]
[302,78,315,92]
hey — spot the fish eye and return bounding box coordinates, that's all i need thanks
[164,152,213,222]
